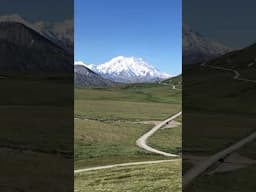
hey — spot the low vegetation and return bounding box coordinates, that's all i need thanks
[75,81,181,165]
[75,119,169,168]
[75,79,182,191]
[75,81,181,105]
[75,100,180,121]
[75,160,181,192]
[148,126,182,155]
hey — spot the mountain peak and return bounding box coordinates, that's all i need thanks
[101,56,152,73]
[76,56,171,83]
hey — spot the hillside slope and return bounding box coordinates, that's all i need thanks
[75,64,113,87]
[0,22,72,73]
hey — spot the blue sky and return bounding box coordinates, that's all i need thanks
[75,0,181,75]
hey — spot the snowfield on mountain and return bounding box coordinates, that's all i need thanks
[75,56,172,83]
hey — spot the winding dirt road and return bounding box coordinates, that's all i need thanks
[75,159,178,174]
[75,111,182,174]
[136,111,182,157]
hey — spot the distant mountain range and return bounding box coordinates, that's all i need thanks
[183,24,231,65]
[75,56,171,84]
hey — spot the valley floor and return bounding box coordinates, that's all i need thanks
[74,81,182,191]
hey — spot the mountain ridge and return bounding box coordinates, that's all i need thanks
[75,56,172,83]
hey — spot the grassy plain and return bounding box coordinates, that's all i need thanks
[75,81,181,167]
[75,119,169,169]
[75,100,180,121]
[75,78,182,191]
[75,160,181,192]
[148,126,182,155]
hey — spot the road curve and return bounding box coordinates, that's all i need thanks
[183,131,256,188]
[75,159,179,174]
[74,112,182,174]
[136,111,182,157]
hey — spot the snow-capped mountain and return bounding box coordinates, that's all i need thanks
[183,24,231,64]
[75,56,172,83]
[0,14,73,53]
